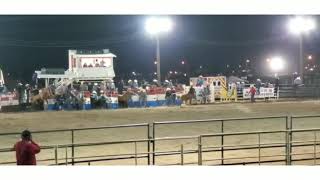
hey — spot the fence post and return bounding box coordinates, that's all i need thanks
[134,142,138,166]
[289,116,292,165]
[257,133,261,165]
[180,144,184,165]
[65,146,68,165]
[147,124,151,165]
[71,130,75,165]
[285,116,289,165]
[198,136,202,165]
[286,116,292,165]
[314,131,317,165]
[152,123,156,165]
[55,146,58,165]
[221,120,224,165]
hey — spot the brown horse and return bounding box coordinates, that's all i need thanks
[31,87,54,104]
[118,91,135,108]
[180,93,195,105]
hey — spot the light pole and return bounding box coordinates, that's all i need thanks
[156,35,160,83]
[288,16,316,83]
[145,17,172,84]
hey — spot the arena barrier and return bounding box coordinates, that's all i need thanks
[106,96,119,109]
[127,94,182,108]
[1,115,320,165]
[0,93,19,108]
[242,87,278,99]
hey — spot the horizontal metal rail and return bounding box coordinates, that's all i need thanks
[4,120,320,165]
[59,155,150,165]
[291,115,320,119]
[0,123,149,136]
[154,115,286,125]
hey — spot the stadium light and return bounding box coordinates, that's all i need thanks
[269,57,285,72]
[145,17,172,35]
[288,16,316,35]
[145,17,173,84]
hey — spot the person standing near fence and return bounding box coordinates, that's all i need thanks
[249,85,256,103]
[13,130,41,165]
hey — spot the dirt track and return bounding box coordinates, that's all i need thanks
[1,100,320,165]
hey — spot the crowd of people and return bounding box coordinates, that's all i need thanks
[82,59,107,68]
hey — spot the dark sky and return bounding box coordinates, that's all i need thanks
[0,15,320,82]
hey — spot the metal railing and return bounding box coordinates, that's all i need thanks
[152,115,287,165]
[1,115,320,165]
[0,123,150,165]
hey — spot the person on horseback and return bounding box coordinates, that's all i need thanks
[91,90,98,109]
[196,75,204,87]
[138,88,147,107]
[165,88,172,106]
[171,87,176,105]
[188,85,196,104]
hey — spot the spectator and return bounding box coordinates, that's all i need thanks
[256,79,261,95]
[249,85,256,103]
[133,79,138,89]
[13,130,40,165]
[100,60,106,67]
[95,59,99,67]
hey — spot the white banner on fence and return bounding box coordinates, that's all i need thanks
[0,94,19,107]
[243,88,275,99]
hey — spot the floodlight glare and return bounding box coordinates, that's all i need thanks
[269,57,285,72]
[145,17,172,35]
[288,16,316,35]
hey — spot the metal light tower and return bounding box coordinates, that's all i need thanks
[288,16,316,83]
[145,17,172,84]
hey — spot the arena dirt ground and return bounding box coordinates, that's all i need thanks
[1,100,320,165]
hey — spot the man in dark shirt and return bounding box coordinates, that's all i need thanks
[13,130,40,165]
[188,85,196,104]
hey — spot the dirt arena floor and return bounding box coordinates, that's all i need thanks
[1,100,320,165]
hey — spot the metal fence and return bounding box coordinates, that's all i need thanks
[1,115,320,165]
[0,123,150,165]
[279,85,320,98]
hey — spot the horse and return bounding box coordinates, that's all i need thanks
[180,93,195,105]
[118,91,135,108]
[31,87,55,105]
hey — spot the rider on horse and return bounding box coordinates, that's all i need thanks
[188,85,196,104]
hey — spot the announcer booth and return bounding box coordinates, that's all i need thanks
[68,49,116,81]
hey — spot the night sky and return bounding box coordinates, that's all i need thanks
[0,15,320,84]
